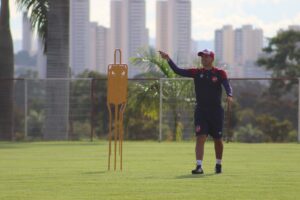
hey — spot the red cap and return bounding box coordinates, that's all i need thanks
[198,49,215,60]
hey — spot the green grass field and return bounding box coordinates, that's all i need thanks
[0,141,299,200]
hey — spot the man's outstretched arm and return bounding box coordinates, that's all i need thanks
[158,51,195,78]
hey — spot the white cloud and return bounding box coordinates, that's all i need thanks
[230,0,283,5]
[9,1,22,40]
[9,0,300,42]
[191,0,300,40]
[90,0,157,38]
[9,0,20,18]
[262,13,300,38]
[146,0,156,38]
[90,0,110,27]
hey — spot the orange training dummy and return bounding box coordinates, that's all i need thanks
[107,49,128,171]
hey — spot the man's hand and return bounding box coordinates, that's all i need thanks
[227,96,233,107]
[158,51,170,61]
[227,96,233,103]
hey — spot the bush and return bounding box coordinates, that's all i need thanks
[255,114,294,142]
[69,121,91,140]
[287,130,297,142]
[233,124,265,143]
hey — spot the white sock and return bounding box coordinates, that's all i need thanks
[216,159,222,165]
[196,160,202,166]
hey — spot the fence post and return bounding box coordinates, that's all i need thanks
[298,78,300,142]
[90,79,94,142]
[24,79,28,139]
[159,78,163,142]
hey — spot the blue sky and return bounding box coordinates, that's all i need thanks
[8,0,300,41]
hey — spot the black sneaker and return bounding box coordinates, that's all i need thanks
[192,165,204,174]
[215,164,222,174]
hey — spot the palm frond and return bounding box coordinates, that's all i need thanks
[130,47,176,78]
[16,0,48,52]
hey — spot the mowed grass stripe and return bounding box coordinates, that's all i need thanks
[0,141,299,200]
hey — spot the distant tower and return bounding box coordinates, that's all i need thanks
[288,25,300,31]
[235,25,263,77]
[108,0,123,64]
[70,0,90,76]
[156,0,168,52]
[89,22,108,74]
[234,25,263,67]
[122,0,149,77]
[214,25,264,77]
[89,22,98,72]
[167,0,191,65]
[156,0,192,66]
[37,38,47,78]
[214,25,235,66]
[109,0,149,78]
[22,12,32,54]
[96,26,108,74]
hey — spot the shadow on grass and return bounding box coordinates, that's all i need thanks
[39,142,105,147]
[176,173,216,179]
[82,171,107,175]
[0,141,105,148]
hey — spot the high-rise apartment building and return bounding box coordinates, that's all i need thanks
[235,25,263,67]
[70,0,90,76]
[37,37,47,78]
[89,23,108,74]
[109,0,148,77]
[156,0,191,66]
[214,25,264,77]
[22,12,32,54]
[289,25,300,31]
[89,22,98,72]
[123,0,148,59]
[156,0,168,52]
[123,0,149,77]
[108,0,123,64]
[215,25,235,66]
[96,26,108,74]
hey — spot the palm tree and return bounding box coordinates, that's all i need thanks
[43,0,70,140]
[0,0,14,140]
[17,0,70,140]
[130,47,195,141]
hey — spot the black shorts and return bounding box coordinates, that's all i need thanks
[194,106,224,139]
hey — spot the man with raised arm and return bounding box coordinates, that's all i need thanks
[159,49,233,174]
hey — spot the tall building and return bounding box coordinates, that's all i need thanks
[109,0,148,78]
[70,0,90,76]
[156,0,192,66]
[89,22,98,72]
[123,0,149,77]
[96,26,108,74]
[235,25,263,67]
[108,0,123,64]
[235,25,264,77]
[89,22,108,74]
[214,25,264,77]
[289,25,300,31]
[156,0,168,52]
[37,37,47,78]
[22,12,32,54]
[215,25,235,67]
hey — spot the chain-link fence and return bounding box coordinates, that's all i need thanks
[91,79,159,140]
[0,78,299,142]
[159,78,299,142]
[1,79,92,140]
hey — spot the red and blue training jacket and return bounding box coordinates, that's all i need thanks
[168,59,233,109]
